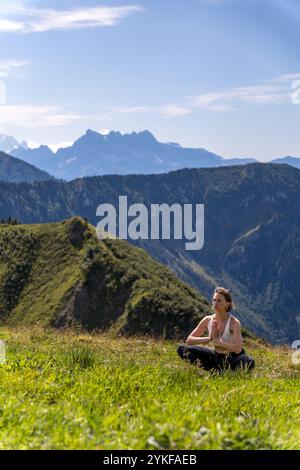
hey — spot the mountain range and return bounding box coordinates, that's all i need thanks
[9,130,257,180]
[271,156,300,170]
[0,162,299,344]
[3,129,299,181]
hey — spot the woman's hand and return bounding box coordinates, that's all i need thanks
[210,318,219,340]
[211,338,222,347]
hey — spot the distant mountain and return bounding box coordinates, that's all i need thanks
[11,129,257,180]
[0,151,56,183]
[0,162,299,343]
[271,156,300,169]
[0,216,211,338]
[0,134,28,153]
[12,144,58,175]
[8,130,300,178]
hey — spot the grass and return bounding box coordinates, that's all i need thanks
[0,326,299,450]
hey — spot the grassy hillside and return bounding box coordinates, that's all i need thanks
[0,217,211,338]
[0,327,299,450]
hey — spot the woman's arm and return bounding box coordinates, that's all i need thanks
[185,316,211,345]
[187,336,211,345]
[212,318,243,354]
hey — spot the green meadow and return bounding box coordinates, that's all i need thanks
[0,327,299,450]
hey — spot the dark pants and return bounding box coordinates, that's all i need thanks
[177,344,255,372]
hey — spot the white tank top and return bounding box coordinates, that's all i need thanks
[207,314,232,342]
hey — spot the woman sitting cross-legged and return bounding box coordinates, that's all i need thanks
[177,287,255,373]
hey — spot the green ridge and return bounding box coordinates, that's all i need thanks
[0,217,211,338]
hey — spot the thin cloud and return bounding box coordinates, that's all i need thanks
[0,3,142,33]
[111,104,191,118]
[0,104,92,128]
[188,74,299,111]
[270,72,300,83]
[160,105,191,117]
[5,72,296,133]
[109,72,298,119]
[0,59,31,78]
[113,106,153,114]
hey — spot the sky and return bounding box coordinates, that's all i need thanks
[0,0,300,160]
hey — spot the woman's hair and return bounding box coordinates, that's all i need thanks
[213,286,235,311]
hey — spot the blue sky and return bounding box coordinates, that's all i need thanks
[0,0,300,160]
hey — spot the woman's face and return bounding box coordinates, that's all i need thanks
[212,292,229,314]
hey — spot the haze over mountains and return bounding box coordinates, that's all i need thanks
[0,162,299,344]
[9,130,256,180]
[0,130,299,181]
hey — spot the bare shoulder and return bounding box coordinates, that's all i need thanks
[190,315,211,336]
[201,315,211,325]
[230,315,241,329]
[198,315,213,328]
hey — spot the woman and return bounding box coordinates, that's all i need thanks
[177,287,255,372]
